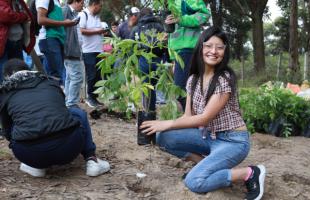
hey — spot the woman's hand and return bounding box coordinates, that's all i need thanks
[140,120,173,135]
[165,15,178,24]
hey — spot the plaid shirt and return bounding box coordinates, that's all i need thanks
[186,74,245,132]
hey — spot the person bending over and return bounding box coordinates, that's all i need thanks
[0,59,110,177]
[141,27,266,200]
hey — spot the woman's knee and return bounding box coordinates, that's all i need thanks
[184,175,208,193]
[156,132,176,149]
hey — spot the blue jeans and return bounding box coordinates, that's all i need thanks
[139,56,162,111]
[157,128,250,193]
[64,59,84,107]
[39,38,65,85]
[82,52,101,100]
[10,108,96,169]
[0,40,23,81]
[174,50,193,110]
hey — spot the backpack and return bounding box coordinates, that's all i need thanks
[82,11,88,21]
[29,0,55,35]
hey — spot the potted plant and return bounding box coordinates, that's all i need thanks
[95,30,185,145]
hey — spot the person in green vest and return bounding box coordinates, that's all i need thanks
[36,0,78,85]
[165,0,211,110]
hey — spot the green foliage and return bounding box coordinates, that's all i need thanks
[231,53,307,87]
[239,83,310,137]
[152,0,181,17]
[95,30,185,119]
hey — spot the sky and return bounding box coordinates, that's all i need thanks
[266,0,283,21]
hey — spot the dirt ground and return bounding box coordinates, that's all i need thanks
[0,105,310,200]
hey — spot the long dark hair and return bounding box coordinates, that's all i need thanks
[189,26,237,108]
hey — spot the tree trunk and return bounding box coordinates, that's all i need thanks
[209,0,223,27]
[304,53,308,80]
[251,11,265,72]
[241,55,245,86]
[288,0,299,77]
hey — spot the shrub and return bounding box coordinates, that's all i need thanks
[239,83,310,137]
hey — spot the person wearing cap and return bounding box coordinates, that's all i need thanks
[117,7,140,40]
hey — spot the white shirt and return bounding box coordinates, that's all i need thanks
[78,8,103,53]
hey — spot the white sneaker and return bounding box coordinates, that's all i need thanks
[20,163,46,177]
[86,158,110,177]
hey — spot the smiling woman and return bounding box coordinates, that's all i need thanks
[140,26,266,200]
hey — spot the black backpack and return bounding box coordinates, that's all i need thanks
[136,21,165,57]
[29,0,55,35]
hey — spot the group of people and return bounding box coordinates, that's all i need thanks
[0,0,112,178]
[0,0,266,199]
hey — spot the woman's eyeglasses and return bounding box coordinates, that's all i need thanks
[203,42,226,51]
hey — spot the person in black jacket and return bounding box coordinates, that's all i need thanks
[130,7,166,111]
[0,59,110,177]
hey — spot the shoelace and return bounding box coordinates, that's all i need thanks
[245,179,258,197]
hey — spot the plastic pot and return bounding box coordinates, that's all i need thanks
[137,111,156,145]
[164,23,175,33]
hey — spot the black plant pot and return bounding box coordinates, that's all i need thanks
[303,121,310,138]
[137,111,156,145]
[164,23,175,33]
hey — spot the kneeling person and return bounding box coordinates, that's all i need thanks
[0,59,110,177]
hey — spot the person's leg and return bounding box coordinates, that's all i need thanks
[64,59,83,107]
[174,51,193,110]
[68,107,96,158]
[83,53,99,102]
[6,40,23,60]
[0,51,8,81]
[139,56,157,111]
[10,127,85,169]
[39,39,51,75]
[45,38,65,85]
[156,128,210,159]
[0,39,24,81]
[68,107,110,176]
[64,59,71,103]
[184,131,250,193]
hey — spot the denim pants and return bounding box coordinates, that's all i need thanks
[157,128,250,193]
[64,59,84,107]
[82,52,101,100]
[10,108,96,169]
[0,40,23,81]
[39,38,65,85]
[174,50,193,110]
[139,56,162,111]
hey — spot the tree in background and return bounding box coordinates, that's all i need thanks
[206,0,251,61]
[208,0,223,27]
[288,0,299,81]
[232,0,268,72]
[302,0,310,79]
[100,0,141,23]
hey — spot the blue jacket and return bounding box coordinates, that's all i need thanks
[117,21,132,39]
